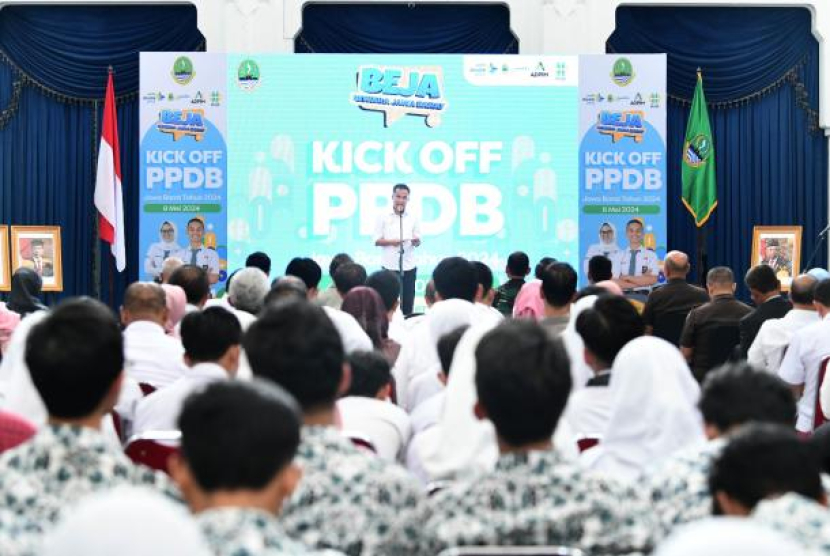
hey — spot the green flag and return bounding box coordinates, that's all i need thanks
[682,71,717,227]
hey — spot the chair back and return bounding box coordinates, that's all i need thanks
[652,311,690,346]
[813,357,830,431]
[437,547,584,556]
[124,430,181,474]
[342,430,377,454]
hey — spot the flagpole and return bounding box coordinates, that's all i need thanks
[694,67,708,286]
[92,96,101,301]
[107,66,115,308]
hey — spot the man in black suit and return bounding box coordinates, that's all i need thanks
[739,264,792,357]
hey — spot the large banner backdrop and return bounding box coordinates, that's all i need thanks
[140,54,666,298]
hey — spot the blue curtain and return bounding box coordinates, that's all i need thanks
[295,4,518,53]
[609,7,827,295]
[0,5,204,307]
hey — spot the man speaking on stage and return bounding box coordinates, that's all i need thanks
[374,183,421,316]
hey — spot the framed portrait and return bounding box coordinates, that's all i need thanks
[0,226,9,291]
[10,226,63,292]
[751,225,802,291]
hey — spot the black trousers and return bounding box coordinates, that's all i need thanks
[388,267,416,316]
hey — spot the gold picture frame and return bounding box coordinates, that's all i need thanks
[10,226,63,292]
[751,225,802,292]
[0,226,9,291]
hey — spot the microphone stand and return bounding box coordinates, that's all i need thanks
[803,223,830,271]
[398,211,405,284]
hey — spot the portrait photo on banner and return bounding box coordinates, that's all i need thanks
[10,226,63,292]
[0,226,9,291]
[751,225,802,291]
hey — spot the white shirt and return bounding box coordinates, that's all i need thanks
[779,314,830,432]
[410,391,445,436]
[123,321,186,388]
[132,362,228,438]
[321,307,373,353]
[336,396,411,462]
[407,372,444,412]
[561,375,613,437]
[374,210,420,271]
[178,245,220,276]
[748,309,819,373]
[613,246,659,280]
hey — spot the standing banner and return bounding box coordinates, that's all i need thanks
[139,54,665,299]
[578,55,667,283]
[138,53,228,285]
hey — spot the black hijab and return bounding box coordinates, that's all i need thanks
[6,268,47,317]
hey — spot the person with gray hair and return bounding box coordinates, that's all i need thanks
[159,256,183,284]
[229,267,269,316]
[680,267,752,382]
[642,250,709,343]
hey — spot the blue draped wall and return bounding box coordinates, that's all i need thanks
[0,5,204,307]
[609,7,827,291]
[296,3,518,54]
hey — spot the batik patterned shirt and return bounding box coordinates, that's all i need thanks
[0,424,177,533]
[281,426,422,556]
[648,438,725,540]
[0,509,40,556]
[198,507,344,556]
[381,449,655,556]
[752,493,830,554]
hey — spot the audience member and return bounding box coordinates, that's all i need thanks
[385,320,653,555]
[317,253,353,310]
[512,256,556,319]
[6,268,47,318]
[492,251,530,316]
[471,261,503,322]
[265,275,308,306]
[642,250,708,343]
[244,300,421,555]
[649,362,796,539]
[333,262,367,300]
[121,282,185,388]
[0,302,21,354]
[228,267,269,326]
[587,254,613,284]
[170,380,334,556]
[612,219,658,293]
[285,257,323,299]
[341,287,399,365]
[365,269,404,342]
[559,293,605,391]
[161,284,187,337]
[540,262,578,337]
[159,256,184,284]
[337,350,410,462]
[808,267,830,281]
[653,518,804,556]
[680,267,751,382]
[748,274,818,373]
[245,251,272,277]
[168,265,211,311]
[132,307,241,437]
[740,265,792,356]
[582,336,703,481]
[709,423,830,552]
[0,298,176,550]
[563,296,644,436]
[780,278,830,433]
[42,486,211,556]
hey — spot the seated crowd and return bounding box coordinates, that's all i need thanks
[0,249,829,555]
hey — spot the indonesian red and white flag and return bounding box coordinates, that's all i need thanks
[94,71,126,272]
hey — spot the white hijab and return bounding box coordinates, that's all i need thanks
[654,518,807,556]
[42,486,211,556]
[598,221,620,252]
[584,336,705,481]
[418,323,500,481]
[560,294,598,392]
[157,220,180,249]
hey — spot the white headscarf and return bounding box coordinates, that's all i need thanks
[157,220,180,249]
[654,518,807,556]
[598,221,620,252]
[560,294,598,392]
[584,336,705,481]
[418,323,500,481]
[42,486,211,556]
